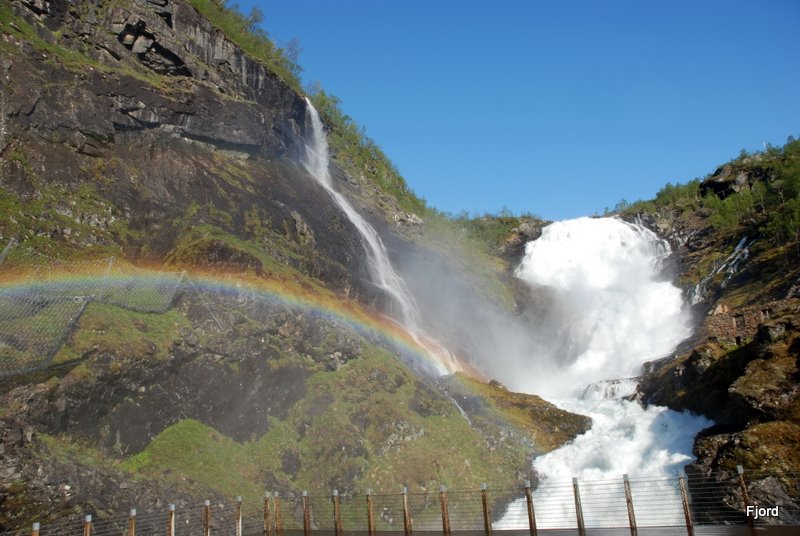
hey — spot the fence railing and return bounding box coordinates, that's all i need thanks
[2,468,797,535]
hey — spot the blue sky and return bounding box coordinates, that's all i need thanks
[236,1,800,221]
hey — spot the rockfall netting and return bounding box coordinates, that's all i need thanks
[0,256,186,377]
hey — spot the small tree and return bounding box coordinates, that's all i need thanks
[246,6,264,31]
[281,37,303,77]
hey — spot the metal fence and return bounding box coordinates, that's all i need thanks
[2,469,797,535]
[0,255,186,377]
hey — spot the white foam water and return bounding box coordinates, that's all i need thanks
[498,217,712,529]
[513,217,690,397]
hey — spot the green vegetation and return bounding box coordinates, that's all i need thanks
[415,210,543,310]
[40,433,123,473]
[616,136,800,253]
[308,87,428,215]
[612,180,701,216]
[52,302,190,365]
[0,2,174,89]
[121,345,537,511]
[455,374,589,452]
[165,224,328,293]
[424,209,539,255]
[726,421,800,476]
[122,419,264,499]
[0,179,132,265]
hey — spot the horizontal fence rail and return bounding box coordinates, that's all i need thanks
[2,469,797,535]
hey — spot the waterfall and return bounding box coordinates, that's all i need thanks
[497,217,712,529]
[687,235,752,305]
[513,216,690,396]
[302,99,459,374]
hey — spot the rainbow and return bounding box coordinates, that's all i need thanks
[0,262,478,378]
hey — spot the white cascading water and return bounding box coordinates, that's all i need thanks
[688,235,752,305]
[498,217,712,529]
[514,217,688,396]
[304,102,711,525]
[302,99,459,374]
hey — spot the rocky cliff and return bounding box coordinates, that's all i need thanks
[0,0,375,295]
[3,0,797,529]
[631,158,800,516]
[0,0,589,529]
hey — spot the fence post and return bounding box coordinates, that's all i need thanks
[678,474,694,536]
[439,485,451,535]
[31,522,40,536]
[129,508,136,536]
[274,492,283,536]
[623,474,638,536]
[737,465,755,528]
[302,491,311,536]
[366,489,376,536]
[264,492,273,536]
[402,486,413,536]
[480,483,493,536]
[83,514,92,536]
[203,500,211,536]
[236,496,243,536]
[524,480,537,536]
[167,504,175,536]
[332,489,343,536]
[572,478,585,536]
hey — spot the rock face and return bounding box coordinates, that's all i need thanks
[0,288,588,527]
[567,151,800,522]
[635,202,800,521]
[699,159,775,199]
[496,218,545,262]
[1,0,376,301]
[0,0,590,529]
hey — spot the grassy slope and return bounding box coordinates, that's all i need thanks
[118,345,539,506]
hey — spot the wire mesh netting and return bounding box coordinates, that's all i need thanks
[341,493,371,532]
[0,256,186,377]
[0,292,88,376]
[275,495,304,532]
[402,490,439,531]
[530,480,579,530]
[119,507,169,536]
[306,495,333,531]
[575,479,628,529]
[686,470,800,527]
[174,503,208,535]
[1,472,798,535]
[242,497,273,536]
[444,490,486,531]
[370,492,406,533]
[628,477,686,528]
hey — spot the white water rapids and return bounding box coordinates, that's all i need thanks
[302,102,711,527]
[498,217,712,528]
[302,100,459,374]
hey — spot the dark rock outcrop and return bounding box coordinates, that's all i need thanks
[699,159,775,200]
[639,294,800,518]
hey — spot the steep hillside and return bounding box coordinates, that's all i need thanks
[624,141,800,506]
[0,0,587,529]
